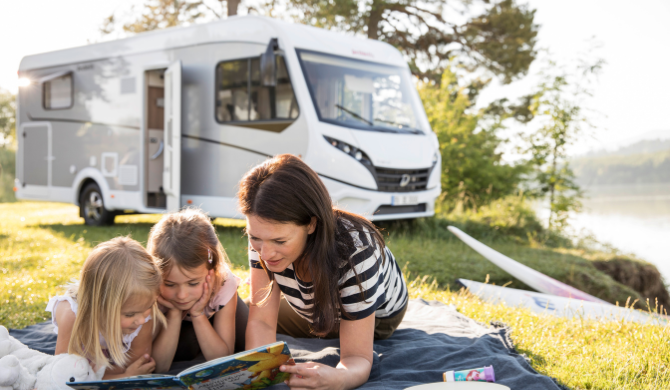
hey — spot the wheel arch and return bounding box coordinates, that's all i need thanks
[71,168,111,208]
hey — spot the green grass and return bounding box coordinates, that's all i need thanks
[0,147,16,203]
[1,202,669,389]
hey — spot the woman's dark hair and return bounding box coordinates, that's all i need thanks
[238,153,386,335]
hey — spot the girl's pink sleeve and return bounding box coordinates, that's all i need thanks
[210,267,241,309]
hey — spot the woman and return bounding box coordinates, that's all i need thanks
[240,154,408,390]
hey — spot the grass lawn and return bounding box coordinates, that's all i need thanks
[1,202,669,389]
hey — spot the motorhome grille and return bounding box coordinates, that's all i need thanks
[374,203,427,215]
[374,167,430,192]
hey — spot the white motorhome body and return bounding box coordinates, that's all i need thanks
[16,16,441,225]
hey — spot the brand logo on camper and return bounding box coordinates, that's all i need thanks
[399,174,411,187]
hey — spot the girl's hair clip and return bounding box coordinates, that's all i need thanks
[208,248,213,264]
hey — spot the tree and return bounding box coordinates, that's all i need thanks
[267,0,538,83]
[0,89,16,148]
[100,0,241,36]
[522,58,604,230]
[419,68,527,211]
[102,0,537,86]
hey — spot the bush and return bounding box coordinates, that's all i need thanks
[0,147,16,203]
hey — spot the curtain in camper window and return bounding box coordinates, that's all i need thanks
[216,56,298,124]
[43,74,73,110]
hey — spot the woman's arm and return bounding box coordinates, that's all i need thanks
[245,267,281,349]
[53,301,76,355]
[192,290,237,360]
[152,298,183,373]
[281,314,375,390]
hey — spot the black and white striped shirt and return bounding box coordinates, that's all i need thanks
[249,219,408,322]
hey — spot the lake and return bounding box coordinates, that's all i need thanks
[567,183,670,283]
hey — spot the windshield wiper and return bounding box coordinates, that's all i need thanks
[335,104,373,126]
[373,118,422,134]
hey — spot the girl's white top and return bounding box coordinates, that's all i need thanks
[45,295,151,353]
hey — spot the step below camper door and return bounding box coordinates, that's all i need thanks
[163,61,182,212]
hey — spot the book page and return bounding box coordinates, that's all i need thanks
[177,341,293,390]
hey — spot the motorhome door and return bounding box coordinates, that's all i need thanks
[163,61,182,212]
[19,122,52,197]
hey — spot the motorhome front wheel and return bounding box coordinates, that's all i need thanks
[80,183,116,226]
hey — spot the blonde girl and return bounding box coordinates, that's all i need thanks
[148,208,245,373]
[46,237,166,379]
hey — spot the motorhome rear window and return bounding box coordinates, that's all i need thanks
[43,73,73,110]
[216,56,299,123]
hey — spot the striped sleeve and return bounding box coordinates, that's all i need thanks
[249,246,263,269]
[338,228,387,320]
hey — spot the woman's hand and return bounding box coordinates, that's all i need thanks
[189,270,213,318]
[281,362,345,390]
[124,354,156,377]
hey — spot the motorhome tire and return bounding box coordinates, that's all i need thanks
[80,183,116,226]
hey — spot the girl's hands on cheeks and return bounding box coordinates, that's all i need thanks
[125,354,156,377]
[281,362,344,390]
[157,295,183,320]
[189,270,213,318]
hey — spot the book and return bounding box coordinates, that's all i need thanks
[67,341,294,390]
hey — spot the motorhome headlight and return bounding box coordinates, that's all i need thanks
[323,136,372,166]
[432,151,439,165]
[17,77,31,87]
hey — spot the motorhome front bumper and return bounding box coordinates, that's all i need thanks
[320,175,440,221]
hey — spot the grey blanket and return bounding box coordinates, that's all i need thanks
[9,299,566,389]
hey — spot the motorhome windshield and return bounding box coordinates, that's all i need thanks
[297,50,425,134]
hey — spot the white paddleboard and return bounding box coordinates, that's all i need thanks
[448,226,609,304]
[405,382,510,390]
[459,278,667,325]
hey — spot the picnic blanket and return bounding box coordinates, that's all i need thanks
[9,299,566,389]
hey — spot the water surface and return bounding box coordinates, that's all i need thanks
[571,183,670,282]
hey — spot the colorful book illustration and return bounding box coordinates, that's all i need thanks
[447,226,609,304]
[458,278,667,325]
[67,341,294,390]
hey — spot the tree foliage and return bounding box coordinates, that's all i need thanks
[0,89,16,148]
[521,58,604,230]
[269,0,538,83]
[100,0,241,36]
[419,69,527,211]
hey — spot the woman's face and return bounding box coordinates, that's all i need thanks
[246,214,316,273]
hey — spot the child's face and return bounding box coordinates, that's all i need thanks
[160,264,209,311]
[120,297,154,335]
[246,214,316,274]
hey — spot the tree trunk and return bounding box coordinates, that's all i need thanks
[547,141,559,228]
[228,0,240,16]
[367,0,383,40]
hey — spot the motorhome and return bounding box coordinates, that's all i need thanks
[15,16,441,225]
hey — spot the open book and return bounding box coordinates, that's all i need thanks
[67,341,294,390]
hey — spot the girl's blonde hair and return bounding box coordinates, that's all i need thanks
[67,236,165,369]
[147,208,232,299]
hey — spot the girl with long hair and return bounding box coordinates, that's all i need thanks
[240,154,408,390]
[148,208,246,373]
[46,236,165,379]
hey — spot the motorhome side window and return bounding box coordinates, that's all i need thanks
[43,73,73,110]
[216,56,299,123]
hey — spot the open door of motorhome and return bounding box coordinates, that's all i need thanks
[163,61,182,212]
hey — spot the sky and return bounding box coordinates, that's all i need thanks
[1,0,669,155]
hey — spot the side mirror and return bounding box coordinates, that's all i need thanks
[260,38,279,87]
